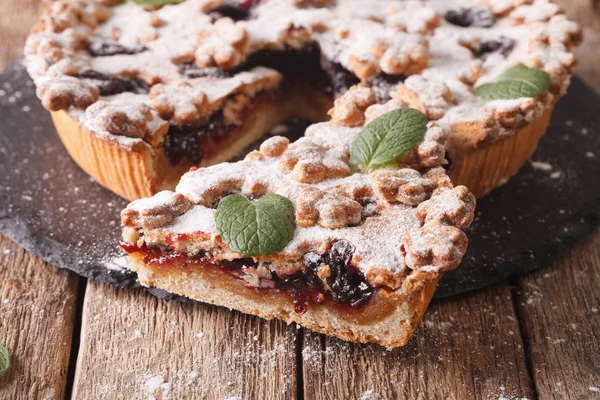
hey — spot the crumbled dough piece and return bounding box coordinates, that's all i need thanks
[279,137,350,183]
[386,4,440,34]
[375,35,430,77]
[509,0,561,25]
[364,99,407,124]
[149,82,209,126]
[296,188,362,229]
[328,84,377,127]
[260,136,290,157]
[371,169,437,205]
[86,99,167,139]
[121,191,192,230]
[36,75,99,111]
[402,221,468,272]
[393,75,453,120]
[416,186,476,229]
[195,17,249,69]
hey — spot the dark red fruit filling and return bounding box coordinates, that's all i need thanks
[78,70,150,96]
[356,197,380,219]
[83,26,403,167]
[162,91,277,165]
[318,53,361,96]
[120,239,374,314]
[206,0,263,22]
[178,64,235,79]
[162,123,206,165]
[87,39,148,57]
[302,241,374,308]
[208,5,252,22]
[444,7,496,28]
[474,37,515,59]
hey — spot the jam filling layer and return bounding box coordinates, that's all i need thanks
[162,90,278,165]
[84,36,402,166]
[163,44,403,166]
[120,239,374,314]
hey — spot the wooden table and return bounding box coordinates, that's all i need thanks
[1,1,599,399]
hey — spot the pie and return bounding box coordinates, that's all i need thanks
[119,112,477,347]
[24,0,581,200]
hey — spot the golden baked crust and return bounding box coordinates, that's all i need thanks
[128,253,440,349]
[448,106,554,197]
[51,90,302,199]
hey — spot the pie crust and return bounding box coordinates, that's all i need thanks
[24,0,581,200]
[128,252,440,348]
[119,113,476,347]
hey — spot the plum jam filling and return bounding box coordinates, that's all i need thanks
[87,38,148,56]
[85,34,402,166]
[207,0,263,22]
[120,239,375,314]
[473,37,515,59]
[162,90,278,165]
[78,70,150,96]
[163,45,402,165]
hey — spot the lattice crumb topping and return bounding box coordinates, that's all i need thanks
[86,95,168,139]
[120,100,474,289]
[328,84,378,127]
[24,0,580,155]
[279,137,351,184]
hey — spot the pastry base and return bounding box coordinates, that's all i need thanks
[51,97,289,200]
[128,254,439,349]
[50,91,553,200]
[448,108,553,198]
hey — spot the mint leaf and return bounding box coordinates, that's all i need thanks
[350,108,427,172]
[475,65,551,101]
[0,344,9,380]
[215,194,296,257]
[129,0,184,5]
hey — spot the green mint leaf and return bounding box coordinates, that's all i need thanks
[129,0,184,6]
[215,194,296,257]
[0,344,9,380]
[475,65,551,101]
[350,108,428,172]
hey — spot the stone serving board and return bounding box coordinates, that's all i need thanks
[1,60,599,299]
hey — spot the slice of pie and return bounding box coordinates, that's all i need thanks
[119,107,476,348]
[24,0,581,200]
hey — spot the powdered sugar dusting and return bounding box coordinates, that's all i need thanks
[127,111,473,285]
[23,0,579,155]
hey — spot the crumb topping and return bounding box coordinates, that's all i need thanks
[24,0,580,156]
[120,107,474,288]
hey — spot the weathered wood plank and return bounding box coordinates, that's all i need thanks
[513,2,600,399]
[0,0,43,71]
[0,234,80,400]
[302,283,534,400]
[72,281,298,399]
[0,3,80,399]
[515,230,600,399]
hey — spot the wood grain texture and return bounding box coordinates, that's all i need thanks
[302,283,534,400]
[518,3,600,399]
[0,1,599,399]
[72,281,298,399]
[0,234,79,399]
[515,230,600,399]
[0,5,81,400]
[0,0,42,71]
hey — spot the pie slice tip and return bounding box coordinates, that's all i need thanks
[119,118,476,348]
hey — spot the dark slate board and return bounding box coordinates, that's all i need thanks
[1,60,599,299]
